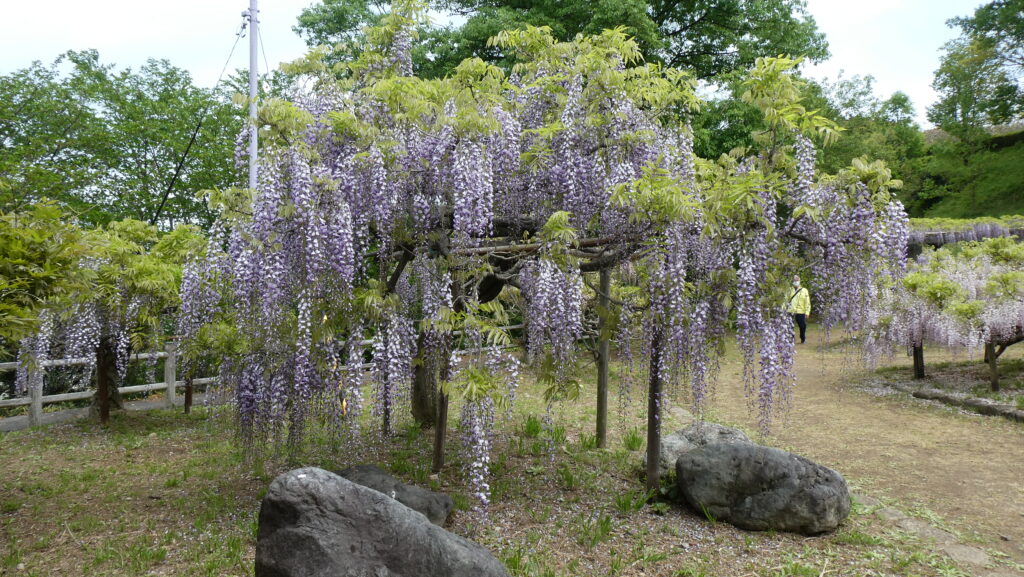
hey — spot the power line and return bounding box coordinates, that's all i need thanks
[149,17,247,227]
[258,21,271,79]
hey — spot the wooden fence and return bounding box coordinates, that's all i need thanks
[0,324,526,429]
[0,342,216,428]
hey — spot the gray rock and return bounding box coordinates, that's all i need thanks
[676,443,850,535]
[644,423,753,479]
[256,467,509,577]
[336,464,453,526]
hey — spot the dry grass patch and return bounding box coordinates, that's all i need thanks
[0,360,993,576]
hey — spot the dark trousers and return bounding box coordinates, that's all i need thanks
[792,313,807,343]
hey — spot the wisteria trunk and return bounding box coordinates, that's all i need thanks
[411,332,437,428]
[596,268,611,449]
[94,338,117,426]
[645,326,664,492]
[912,345,925,379]
[985,343,1000,392]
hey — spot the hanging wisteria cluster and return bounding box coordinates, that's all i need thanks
[520,259,584,368]
[784,145,910,335]
[449,342,520,518]
[14,310,53,396]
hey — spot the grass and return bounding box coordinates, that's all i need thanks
[575,511,613,548]
[613,488,654,514]
[871,353,1024,407]
[522,414,543,438]
[622,426,644,451]
[0,355,992,576]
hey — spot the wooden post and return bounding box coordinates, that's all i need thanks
[432,277,463,473]
[596,268,611,449]
[645,327,664,492]
[432,393,449,473]
[164,341,177,409]
[912,344,925,379]
[985,342,1000,392]
[184,377,193,414]
[28,364,42,427]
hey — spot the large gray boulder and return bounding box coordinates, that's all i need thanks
[676,443,850,535]
[335,464,453,526]
[256,467,509,577]
[644,423,753,479]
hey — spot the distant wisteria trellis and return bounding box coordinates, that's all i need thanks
[863,237,1024,367]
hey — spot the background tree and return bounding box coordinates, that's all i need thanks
[12,219,203,423]
[0,203,86,355]
[949,0,1023,97]
[0,51,243,228]
[928,37,1020,136]
[900,1,1024,219]
[809,75,924,177]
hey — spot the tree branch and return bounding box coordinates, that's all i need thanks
[385,244,416,293]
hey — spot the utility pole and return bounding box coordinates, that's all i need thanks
[245,0,259,190]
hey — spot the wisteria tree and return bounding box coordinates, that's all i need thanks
[13,219,202,423]
[865,236,1024,390]
[181,0,909,510]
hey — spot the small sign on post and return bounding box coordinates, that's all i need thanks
[164,341,177,408]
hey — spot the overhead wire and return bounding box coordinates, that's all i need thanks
[258,22,272,80]
[149,15,249,227]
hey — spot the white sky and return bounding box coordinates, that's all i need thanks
[802,0,984,127]
[0,0,985,128]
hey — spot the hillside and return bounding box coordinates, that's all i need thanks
[902,129,1024,218]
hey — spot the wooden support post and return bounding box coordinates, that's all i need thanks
[411,331,437,428]
[645,327,664,492]
[28,365,42,427]
[432,393,449,473]
[912,344,925,379]
[164,341,177,409]
[184,378,193,414]
[432,277,462,473]
[596,268,611,449]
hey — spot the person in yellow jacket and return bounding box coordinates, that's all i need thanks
[788,274,811,344]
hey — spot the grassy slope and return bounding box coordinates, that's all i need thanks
[913,138,1024,218]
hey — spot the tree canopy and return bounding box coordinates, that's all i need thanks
[929,1,1024,134]
[177,0,908,513]
[0,203,85,350]
[865,236,1024,389]
[294,0,828,79]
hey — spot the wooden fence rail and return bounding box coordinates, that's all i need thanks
[0,342,215,427]
[0,325,526,429]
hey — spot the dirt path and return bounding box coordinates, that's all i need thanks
[706,325,1024,564]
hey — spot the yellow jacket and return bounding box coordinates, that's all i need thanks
[788,286,811,315]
